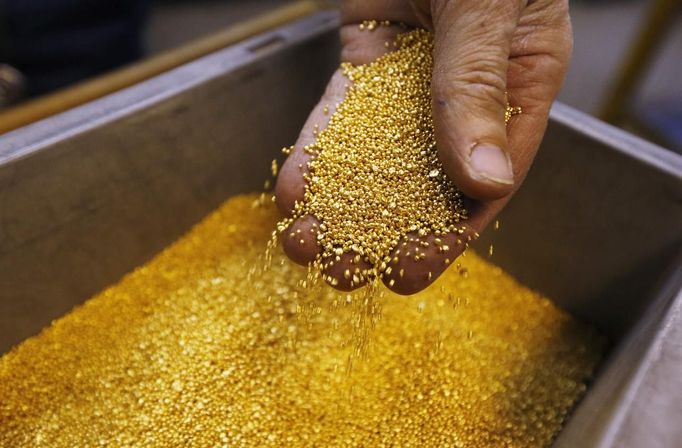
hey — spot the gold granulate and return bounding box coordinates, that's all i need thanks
[505,104,522,122]
[279,29,520,281]
[0,195,604,447]
[270,158,279,177]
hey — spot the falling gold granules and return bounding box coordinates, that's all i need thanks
[279,29,520,281]
[0,194,604,447]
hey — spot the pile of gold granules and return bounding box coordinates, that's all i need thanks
[280,28,520,282]
[0,195,604,447]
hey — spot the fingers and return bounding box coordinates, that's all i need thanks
[281,215,321,266]
[284,204,505,296]
[381,229,467,295]
[281,214,373,291]
[281,215,372,291]
[382,197,507,295]
[322,251,373,291]
[431,0,526,201]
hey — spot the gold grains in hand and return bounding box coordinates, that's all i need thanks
[505,104,522,122]
[357,20,391,31]
[279,29,520,281]
[0,195,603,447]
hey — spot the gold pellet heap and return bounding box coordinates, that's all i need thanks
[280,27,519,283]
[1,196,603,447]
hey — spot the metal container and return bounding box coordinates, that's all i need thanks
[1,11,681,447]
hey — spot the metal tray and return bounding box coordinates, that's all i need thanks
[1,10,681,448]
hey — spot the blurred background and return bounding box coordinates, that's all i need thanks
[0,0,680,151]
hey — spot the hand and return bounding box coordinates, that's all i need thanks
[275,0,572,294]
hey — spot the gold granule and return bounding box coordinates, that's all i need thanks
[0,195,604,447]
[279,29,519,281]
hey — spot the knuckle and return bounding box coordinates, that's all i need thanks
[442,65,508,110]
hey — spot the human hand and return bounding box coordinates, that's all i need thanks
[275,0,572,294]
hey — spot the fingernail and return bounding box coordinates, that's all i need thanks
[469,144,514,185]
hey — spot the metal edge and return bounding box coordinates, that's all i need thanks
[555,250,682,447]
[596,260,682,447]
[548,104,682,446]
[0,10,340,167]
[550,102,682,179]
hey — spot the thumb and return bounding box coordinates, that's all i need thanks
[430,0,524,200]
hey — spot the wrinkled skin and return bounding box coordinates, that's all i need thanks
[275,0,572,294]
